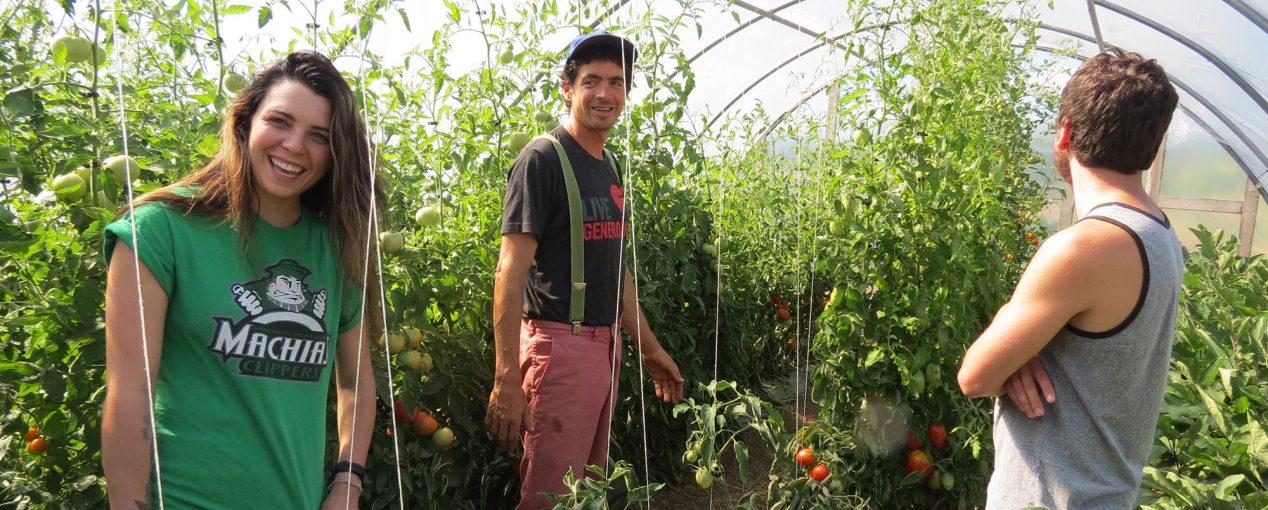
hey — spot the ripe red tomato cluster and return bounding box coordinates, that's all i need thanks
[771,293,791,321]
[22,426,48,455]
[1026,231,1039,246]
[794,447,830,482]
[393,398,452,448]
[905,423,951,486]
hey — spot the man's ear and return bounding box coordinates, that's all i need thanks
[560,79,572,107]
[1055,119,1072,150]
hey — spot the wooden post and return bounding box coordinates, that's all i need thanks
[1060,189,1075,228]
[1146,133,1166,201]
[1238,178,1260,257]
[826,81,839,144]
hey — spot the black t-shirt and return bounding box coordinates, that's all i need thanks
[501,127,627,326]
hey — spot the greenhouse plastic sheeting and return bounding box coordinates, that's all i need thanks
[636,0,1266,199]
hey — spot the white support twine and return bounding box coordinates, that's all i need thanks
[346,2,409,507]
[620,20,654,510]
[113,2,166,507]
[602,13,654,506]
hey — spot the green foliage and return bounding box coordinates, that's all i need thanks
[1140,226,1268,509]
[544,461,663,510]
[672,380,784,487]
[3,0,1263,508]
[777,0,1056,506]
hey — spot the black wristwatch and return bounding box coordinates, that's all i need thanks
[329,461,367,482]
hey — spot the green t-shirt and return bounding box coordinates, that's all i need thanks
[104,202,362,509]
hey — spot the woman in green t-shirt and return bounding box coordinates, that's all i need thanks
[101,51,382,509]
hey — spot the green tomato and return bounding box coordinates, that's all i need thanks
[852,128,872,147]
[104,155,140,183]
[829,220,845,237]
[51,34,91,63]
[224,73,249,93]
[51,174,87,203]
[498,48,514,65]
[695,467,713,489]
[909,369,926,396]
[508,132,530,153]
[90,43,107,65]
[414,206,441,227]
[378,231,405,253]
[534,111,552,123]
[942,471,955,490]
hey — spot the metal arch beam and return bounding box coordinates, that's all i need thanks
[744,39,1266,203]
[669,1,898,87]
[1224,0,1268,34]
[1035,44,1262,200]
[665,0,804,83]
[1094,0,1268,116]
[506,0,634,109]
[1085,0,1107,51]
[1038,22,1268,182]
[753,76,840,146]
[731,0,851,52]
[702,23,895,133]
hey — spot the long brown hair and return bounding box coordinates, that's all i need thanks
[133,51,384,338]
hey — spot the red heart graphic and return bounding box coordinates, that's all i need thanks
[610,184,625,212]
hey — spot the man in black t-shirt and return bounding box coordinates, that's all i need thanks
[486,31,684,509]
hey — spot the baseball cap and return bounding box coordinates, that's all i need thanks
[563,30,638,73]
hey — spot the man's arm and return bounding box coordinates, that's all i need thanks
[958,229,1101,398]
[485,233,537,452]
[322,321,376,509]
[619,268,684,404]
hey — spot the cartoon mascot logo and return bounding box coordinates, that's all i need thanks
[208,259,331,382]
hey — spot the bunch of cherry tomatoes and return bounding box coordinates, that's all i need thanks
[794,447,830,482]
[21,426,49,455]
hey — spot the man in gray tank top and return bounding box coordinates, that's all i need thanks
[957,49,1184,509]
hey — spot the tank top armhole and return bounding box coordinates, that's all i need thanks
[1064,216,1150,339]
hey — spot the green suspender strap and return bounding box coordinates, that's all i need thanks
[537,134,587,333]
[535,134,622,333]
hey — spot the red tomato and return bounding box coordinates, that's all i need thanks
[809,464,829,481]
[929,423,948,450]
[24,427,39,442]
[394,399,414,424]
[795,447,815,467]
[412,409,439,437]
[775,308,791,321]
[25,437,49,454]
[906,450,934,480]
[906,430,920,451]
[769,293,783,305]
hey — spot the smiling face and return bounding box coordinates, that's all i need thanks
[246,79,332,215]
[563,60,627,135]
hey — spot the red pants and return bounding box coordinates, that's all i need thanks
[516,318,621,510]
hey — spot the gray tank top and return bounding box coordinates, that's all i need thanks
[986,203,1184,509]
